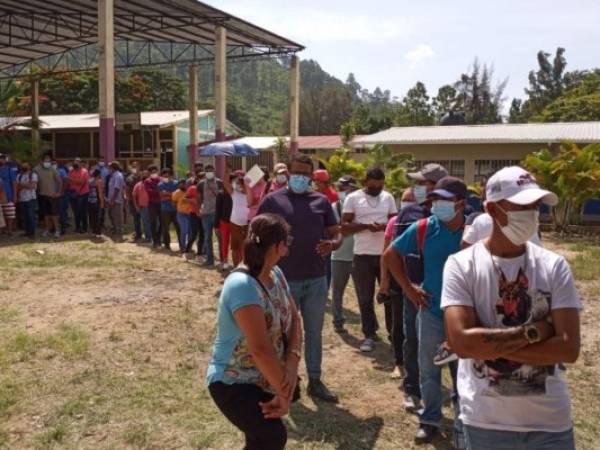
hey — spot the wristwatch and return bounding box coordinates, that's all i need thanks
[523,324,542,344]
[290,348,302,360]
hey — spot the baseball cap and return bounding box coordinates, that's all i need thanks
[313,169,330,182]
[274,162,288,174]
[337,175,358,188]
[428,176,468,200]
[407,163,448,182]
[485,166,558,206]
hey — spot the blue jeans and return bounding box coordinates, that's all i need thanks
[403,296,421,399]
[177,212,191,251]
[202,213,216,263]
[59,194,69,231]
[417,309,459,428]
[20,199,37,237]
[140,207,152,241]
[287,276,328,379]
[465,426,574,450]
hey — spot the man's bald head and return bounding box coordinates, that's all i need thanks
[401,188,416,203]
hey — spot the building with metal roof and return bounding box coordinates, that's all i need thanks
[353,121,600,184]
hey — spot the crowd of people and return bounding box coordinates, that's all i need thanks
[206,156,581,450]
[0,151,582,450]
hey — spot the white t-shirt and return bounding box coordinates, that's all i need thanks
[441,241,581,432]
[343,189,397,255]
[230,190,249,226]
[17,172,38,202]
[463,213,542,246]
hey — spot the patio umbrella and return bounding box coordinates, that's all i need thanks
[199,141,259,157]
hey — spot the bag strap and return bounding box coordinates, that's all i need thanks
[416,217,429,252]
[232,267,271,300]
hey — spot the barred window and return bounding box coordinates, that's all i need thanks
[416,160,465,179]
[475,160,521,182]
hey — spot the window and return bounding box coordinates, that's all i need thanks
[54,132,91,159]
[475,160,521,182]
[416,160,465,178]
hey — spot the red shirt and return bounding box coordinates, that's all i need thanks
[132,181,149,208]
[323,186,339,204]
[144,176,161,204]
[68,168,90,195]
[186,185,199,216]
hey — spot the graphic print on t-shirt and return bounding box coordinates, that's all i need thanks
[474,268,555,397]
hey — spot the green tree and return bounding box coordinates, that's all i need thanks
[340,121,356,146]
[534,70,600,122]
[395,82,435,126]
[454,60,507,124]
[319,148,366,182]
[523,142,600,233]
[432,84,459,121]
[508,98,526,123]
[274,136,290,165]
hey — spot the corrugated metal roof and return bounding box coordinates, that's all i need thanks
[353,122,600,145]
[4,110,213,130]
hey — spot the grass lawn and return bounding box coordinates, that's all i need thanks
[0,233,598,449]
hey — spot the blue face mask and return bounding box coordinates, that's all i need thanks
[413,185,427,204]
[339,191,346,202]
[289,174,311,194]
[431,200,457,222]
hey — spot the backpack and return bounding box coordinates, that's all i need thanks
[390,213,429,290]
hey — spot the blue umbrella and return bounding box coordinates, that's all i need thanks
[199,141,258,157]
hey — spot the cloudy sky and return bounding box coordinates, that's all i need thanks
[210,0,600,108]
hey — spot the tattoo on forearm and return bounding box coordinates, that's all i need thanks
[482,328,526,355]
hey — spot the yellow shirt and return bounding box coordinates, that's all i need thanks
[171,189,190,214]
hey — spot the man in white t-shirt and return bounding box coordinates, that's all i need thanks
[441,166,581,450]
[342,167,397,352]
[222,167,249,267]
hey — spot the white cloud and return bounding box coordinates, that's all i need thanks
[404,44,435,69]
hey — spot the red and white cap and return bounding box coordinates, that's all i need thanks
[485,166,558,206]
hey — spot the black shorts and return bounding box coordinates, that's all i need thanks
[38,195,60,216]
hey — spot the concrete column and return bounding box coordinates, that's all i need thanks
[289,55,300,155]
[214,26,227,176]
[188,64,198,172]
[31,78,40,144]
[98,0,115,162]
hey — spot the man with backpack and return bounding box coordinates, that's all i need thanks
[384,175,467,448]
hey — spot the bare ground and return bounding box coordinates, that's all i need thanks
[0,234,598,449]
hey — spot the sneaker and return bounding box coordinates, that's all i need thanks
[201,260,214,267]
[433,342,459,366]
[390,365,405,379]
[403,394,422,413]
[222,262,232,271]
[415,424,438,444]
[54,230,61,238]
[307,378,338,403]
[359,338,375,353]
[42,230,50,237]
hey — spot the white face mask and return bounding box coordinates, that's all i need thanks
[496,206,539,246]
[276,174,287,184]
[400,201,416,210]
[205,172,215,180]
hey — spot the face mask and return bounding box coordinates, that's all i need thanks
[496,206,539,246]
[73,164,80,170]
[414,185,427,204]
[234,182,243,192]
[401,201,416,210]
[366,187,383,197]
[130,168,137,174]
[276,174,287,184]
[98,162,105,167]
[205,172,215,180]
[43,162,51,169]
[150,173,159,179]
[51,164,58,170]
[289,174,311,194]
[431,200,457,222]
[339,191,347,202]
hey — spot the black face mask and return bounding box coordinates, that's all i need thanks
[73,164,80,170]
[366,187,383,197]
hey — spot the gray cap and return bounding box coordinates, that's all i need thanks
[407,163,448,183]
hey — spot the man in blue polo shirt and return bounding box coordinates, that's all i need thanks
[0,153,18,236]
[258,154,342,403]
[384,176,467,448]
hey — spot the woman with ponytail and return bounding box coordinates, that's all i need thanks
[206,213,302,450]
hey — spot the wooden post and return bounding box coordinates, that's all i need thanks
[189,64,199,172]
[98,0,115,162]
[214,26,227,177]
[289,55,300,155]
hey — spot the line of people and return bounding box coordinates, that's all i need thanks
[207,156,581,450]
